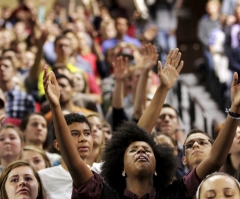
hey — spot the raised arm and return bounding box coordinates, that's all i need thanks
[138,49,184,133]
[196,72,240,180]
[43,66,93,187]
[133,43,158,120]
[29,29,48,81]
[112,56,128,109]
[111,57,129,130]
[0,115,5,125]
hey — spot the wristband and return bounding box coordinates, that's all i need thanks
[225,108,240,119]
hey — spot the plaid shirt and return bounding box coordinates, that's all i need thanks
[4,86,35,119]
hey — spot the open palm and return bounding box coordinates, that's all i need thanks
[158,48,184,90]
[113,56,128,81]
[141,44,158,70]
[43,66,60,107]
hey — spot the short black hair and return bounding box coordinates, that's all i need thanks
[51,113,92,140]
[101,121,177,195]
[55,73,74,87]
[0,56,14,69]
[183,128,214,155]
[162,104,179,119]
[54,34,69,47]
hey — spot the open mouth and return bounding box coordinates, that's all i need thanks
[136,155,149,162]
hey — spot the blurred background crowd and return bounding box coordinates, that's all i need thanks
[0,0,240,187]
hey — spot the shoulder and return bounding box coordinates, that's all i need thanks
[101,182,120,199]
[38,165,70,179]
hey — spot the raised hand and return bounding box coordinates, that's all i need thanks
[158,48,184,90]
[231,72,240,109]
[43,66,60,107]
[112,56,128,81]
[0,115,5,126]
[140,43,158,71]
[36,29,49,47]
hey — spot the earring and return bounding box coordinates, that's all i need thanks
[122,170,125,177]
[154,171,157,176]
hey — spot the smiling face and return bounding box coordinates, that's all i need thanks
[21,150,46,172]
[5,166,39,199]
[123,141,156,178]
[23,115,47,147]
[199,175,240,199]
[183,133,212,170]
[0,128,22,161]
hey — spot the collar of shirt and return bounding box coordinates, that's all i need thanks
[123,187,156,199]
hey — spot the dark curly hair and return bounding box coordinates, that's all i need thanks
[101,121,177,195]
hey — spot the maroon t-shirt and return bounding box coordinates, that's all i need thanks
[72,167,201,199]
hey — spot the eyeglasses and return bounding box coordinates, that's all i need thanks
[184,139,212,150]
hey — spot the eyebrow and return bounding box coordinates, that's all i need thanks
[130,145,151,150]
[9,174,32,178]
[186,138,208,143]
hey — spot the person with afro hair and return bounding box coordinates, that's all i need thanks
[43,46,240,199]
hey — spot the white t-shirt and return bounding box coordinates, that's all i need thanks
[38,163,102,199]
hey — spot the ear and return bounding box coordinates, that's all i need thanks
[182,156,187,166]
[53,140,60,151]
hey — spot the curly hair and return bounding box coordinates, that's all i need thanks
[101,121,177,195]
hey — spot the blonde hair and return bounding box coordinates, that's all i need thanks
[21,145,51,168]
[86,113,105,163]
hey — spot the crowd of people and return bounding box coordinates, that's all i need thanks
[0,0,240,199]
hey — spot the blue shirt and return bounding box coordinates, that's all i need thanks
[101,35,141,54]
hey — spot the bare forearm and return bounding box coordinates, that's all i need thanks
[112,80,124,109]
[51,105,93,186]
[30,45,43,81]
[196,104,240,180]
[138,85,168,133]
[133,70,149,119]
[210,104,240,165]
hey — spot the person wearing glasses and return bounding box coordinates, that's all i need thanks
[182,129,214,170]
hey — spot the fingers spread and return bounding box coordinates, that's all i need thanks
[176,61,184,73]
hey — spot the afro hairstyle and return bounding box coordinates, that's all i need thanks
[101,121,177,195]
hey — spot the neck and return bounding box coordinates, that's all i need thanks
[25,141,43,150]
[86,146,99,166]
[55,57,69,65]
[79,47,90,55]
[61,160,69,171]
[209,13,219,20]
[230,153,240,170]
[60,101,74,111]
[1,156,19,168]
[126,177,153,198]
[0,81,14,92]
[116,33,124,40]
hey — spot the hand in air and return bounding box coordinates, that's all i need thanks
[43,65,60,107]
[158,48,184,90]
